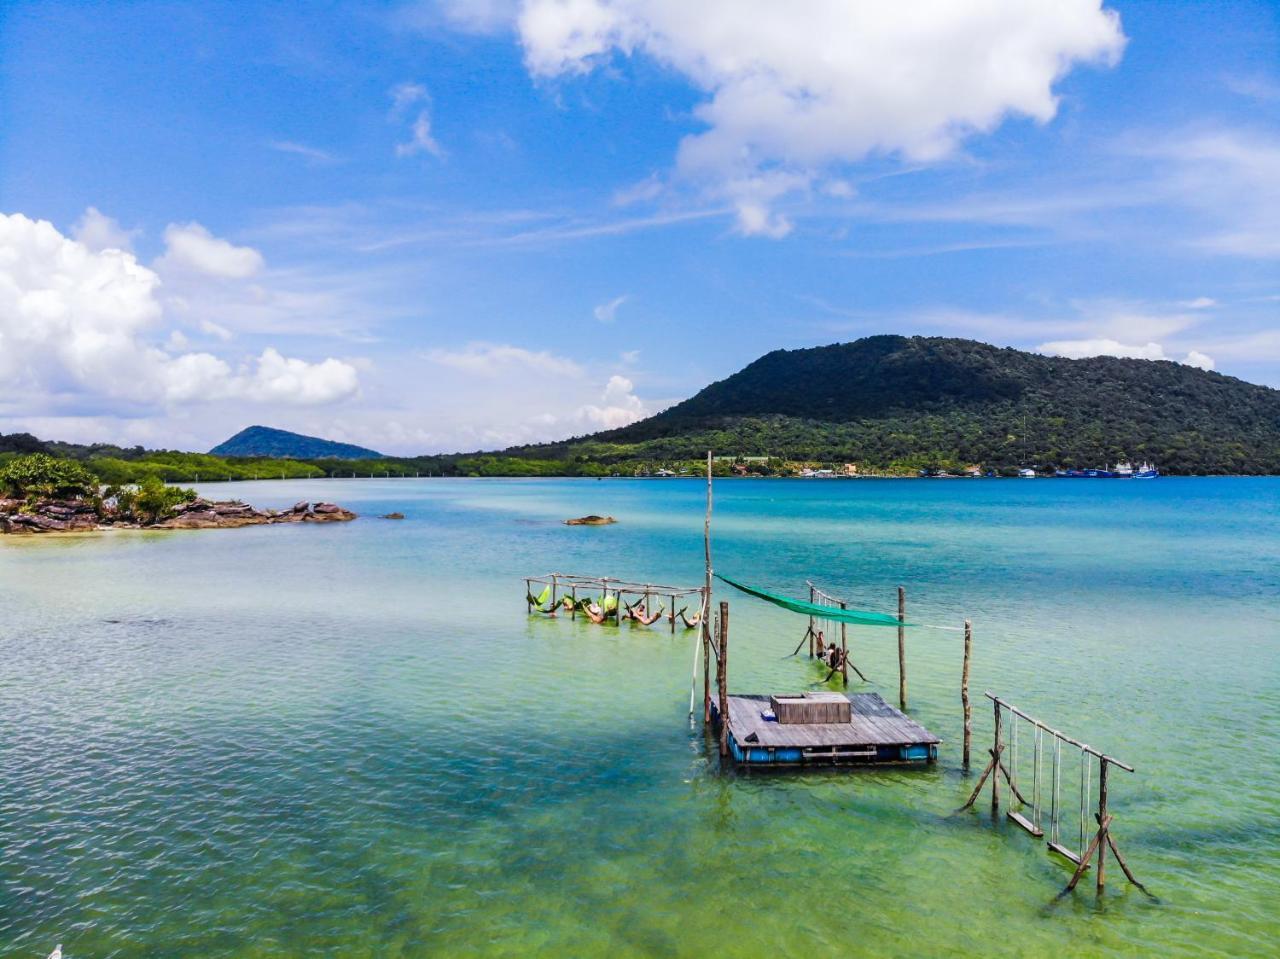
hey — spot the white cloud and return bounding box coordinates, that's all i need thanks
[72,206,139,252]
[1182,350,1215,371]
[576,373,647,429]
[158,222,265,278]
[1038,338,1167,361]
[433,0,519,34]
[422,342,583,377]
[0,212,359,413]
[593,293,628,322]
[390,81,429,113]
[1037,338,1215,371]
[515,0,1125,234]
[1131,130,1280,259]
[390,82,445,158]
[1179,296,1217,309]
[269,140,339,164]
[245,347,360,404]
[397,110,445,158]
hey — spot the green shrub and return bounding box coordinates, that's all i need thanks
[0,453,99,498]
[130,475,197,523]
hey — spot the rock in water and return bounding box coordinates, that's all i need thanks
[564,515,617,526]
[381,512,405,520]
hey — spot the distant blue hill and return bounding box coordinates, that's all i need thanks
[210,426,383,460]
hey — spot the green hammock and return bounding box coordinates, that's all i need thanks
[715,573,909,628]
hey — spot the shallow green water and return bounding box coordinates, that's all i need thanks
[2,477,1278,957]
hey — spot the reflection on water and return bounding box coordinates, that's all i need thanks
[1,477,1277,956]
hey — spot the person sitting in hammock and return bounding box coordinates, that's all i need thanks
[585,595,618,624]
[826,643,843,670]
[815,629,826,656]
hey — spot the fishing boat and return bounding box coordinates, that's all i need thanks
[1133,462,1160,479]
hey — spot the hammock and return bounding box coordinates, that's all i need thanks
[715,573,910,628]
[527,584,556,612]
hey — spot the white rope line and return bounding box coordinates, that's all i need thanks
[688,587,712,715]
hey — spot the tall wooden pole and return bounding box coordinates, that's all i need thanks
[809,584,816,658]
[718,601,730,757]
[1096,759,1109,892]
[703,610,711,723]
[839,601,849,686]
[897,585,907,710]
[962,619,973,769]
[992,700,1002,812]
[706,448,716,727]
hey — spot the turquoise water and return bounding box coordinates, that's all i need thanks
[2,477,1277,957]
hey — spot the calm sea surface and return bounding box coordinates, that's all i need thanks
[2,477,1278,957]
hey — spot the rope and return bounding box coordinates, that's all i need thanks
[1050,736,1062,845]
[1011,712,1019,800]
[1032,724,1043,829]
[687,588,711,715]
[1079,745,1092,856]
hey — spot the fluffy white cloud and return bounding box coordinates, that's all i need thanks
[576,373,647,428]
[516,0,1125,234]
[1037,337,1214,370]
[72,206,139,252]
[158,222,265,278]
[0,212,359,413]
[593,293,628,322]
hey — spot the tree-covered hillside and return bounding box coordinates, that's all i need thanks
[539,336,1280,474]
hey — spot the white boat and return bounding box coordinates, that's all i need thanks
[1018,468,1036,478]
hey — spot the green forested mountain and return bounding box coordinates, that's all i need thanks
[511,336,1280,474]
[210,426,383,460]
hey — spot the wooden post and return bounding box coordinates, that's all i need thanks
[992,700,1002,811]
[839,601,849,686]
[718,600,730,757]
[571,584,577,620]
[703,607,711,723]
[525,579,532,614]
[897,586,907,710]
[961,619,973,769]
[551,574,558,612]
[809,584,816,658]
[1096,759,1109,893]
[670,593,676,634]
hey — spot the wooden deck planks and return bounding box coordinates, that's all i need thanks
[726,692,940,750]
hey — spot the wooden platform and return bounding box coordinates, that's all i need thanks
[713,692,939,766]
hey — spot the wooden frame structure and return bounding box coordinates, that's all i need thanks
[961,692,1151,897]
[524,572,706,632]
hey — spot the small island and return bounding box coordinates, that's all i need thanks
[564,515,617,526]
[0,453,355,535]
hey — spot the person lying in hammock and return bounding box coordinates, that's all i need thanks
[623,600,666,626]
[675,606,703,629]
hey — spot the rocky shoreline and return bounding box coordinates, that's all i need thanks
[0,497,356,534]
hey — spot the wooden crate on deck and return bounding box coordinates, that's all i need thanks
[770,692,851,725]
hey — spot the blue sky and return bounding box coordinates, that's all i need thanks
[1,0,1277,453]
